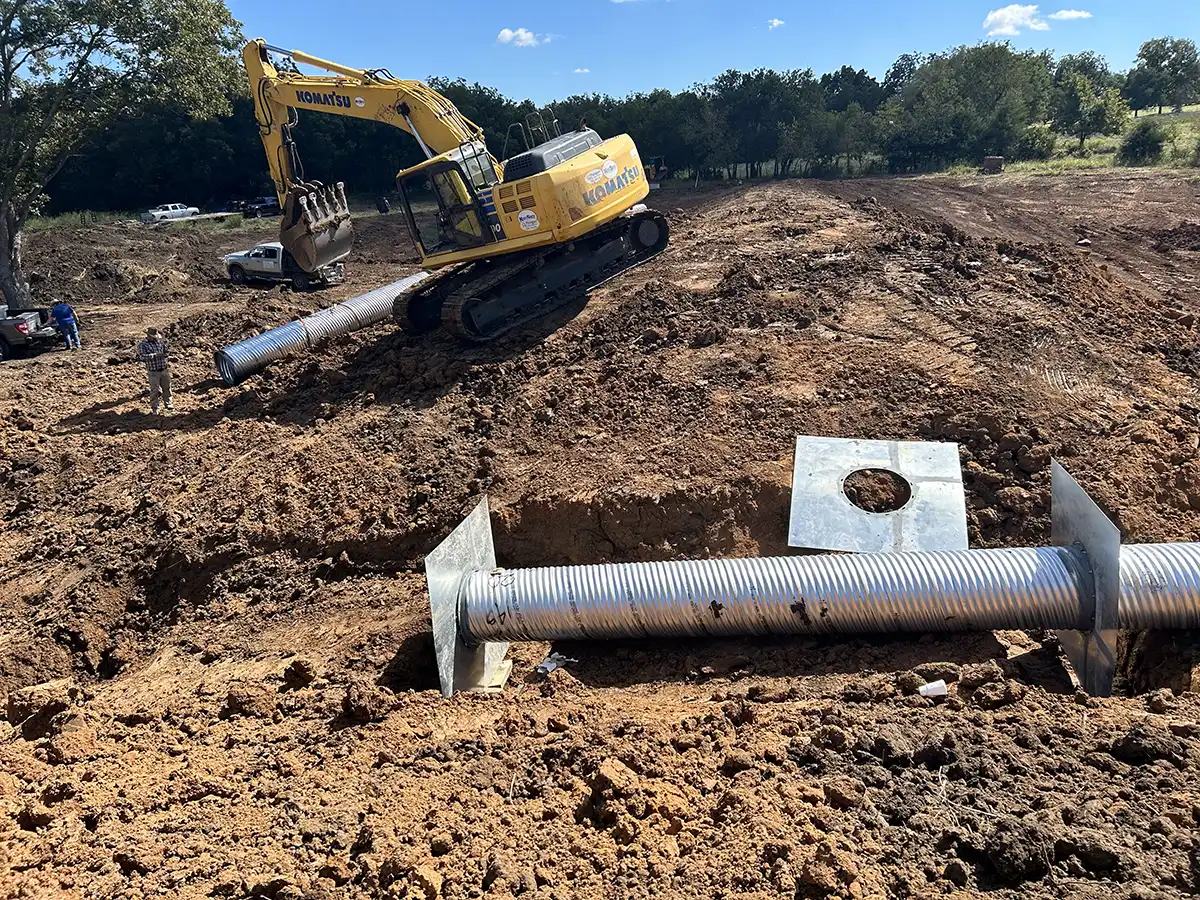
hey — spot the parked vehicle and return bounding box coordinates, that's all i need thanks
[222,242,344,291]
[244,196,282,218]
[140,203,200,223]
[0,305,62,361]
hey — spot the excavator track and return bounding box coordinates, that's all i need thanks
[443,208,669,342]
[393,209,669,343]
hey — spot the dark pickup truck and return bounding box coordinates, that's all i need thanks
[0,305,63,361]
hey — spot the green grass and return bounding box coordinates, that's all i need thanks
[1138,104,1200,119]
[25,210,134,229]
[164,213,256,232]
[1006,154,1118,174]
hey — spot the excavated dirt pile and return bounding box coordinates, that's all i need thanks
[2,171,1200,899]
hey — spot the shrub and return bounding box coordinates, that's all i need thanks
[1118,120,1168,165]
[1014,125,1057,161]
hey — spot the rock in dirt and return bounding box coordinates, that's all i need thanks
[972,679,1026,710]
[410,865,443,900]
[483,850,518,891]
[6,678,81,740]
[895,671,925,694]
[341,679,397,723]
[1055,828,1130,874]
[995,486,1035,516]
[959,660,1004,690]
[222,683,278,719]
[865,725,913,766]
[45,714,99,765]
[985,818,1050,885]
[943,859,971,886]
[822,776,866,809]
[283,657,318,688]
[798,840,859,893]
[1110,722,1188,765]
[720,751,755,775]
[1147,688,1175,714]
[811,724,851,751]
[914,730,958,767]
[915,661,961,683]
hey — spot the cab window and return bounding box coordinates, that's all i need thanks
[400,164,491,255]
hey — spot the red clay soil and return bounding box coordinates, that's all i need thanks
[2,170,1200,899]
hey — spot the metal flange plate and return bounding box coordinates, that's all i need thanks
[789,436,969,553]
[426,498,511,698]
[1051,461,1121,697]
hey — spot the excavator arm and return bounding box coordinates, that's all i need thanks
[242,38,494,271]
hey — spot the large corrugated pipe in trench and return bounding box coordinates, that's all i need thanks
[213,272,430,386]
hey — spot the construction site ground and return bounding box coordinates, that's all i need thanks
[3,169,1200,899]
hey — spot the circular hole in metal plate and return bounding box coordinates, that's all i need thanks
[842,468,912,514]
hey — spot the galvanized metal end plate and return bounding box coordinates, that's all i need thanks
[788,436,968,553]
[426,497,511,698]
[1051,461,1121,697]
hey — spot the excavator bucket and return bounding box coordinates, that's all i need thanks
[279,181,354,272]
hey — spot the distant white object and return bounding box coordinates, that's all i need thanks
[140,203,200,223]
[918,679,949,698]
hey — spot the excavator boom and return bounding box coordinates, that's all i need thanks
[243,39,491,271]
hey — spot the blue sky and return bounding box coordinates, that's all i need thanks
[227,1,1198,103]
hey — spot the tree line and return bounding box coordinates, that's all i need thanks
[46,34,1200,216]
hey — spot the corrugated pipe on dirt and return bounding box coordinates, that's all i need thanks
[427,467,1200,698]
[461,544,1200,642]
[213,272,430,386]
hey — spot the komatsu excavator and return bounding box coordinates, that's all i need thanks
[243,39,669,341]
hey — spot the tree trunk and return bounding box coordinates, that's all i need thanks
[0,209,32,310]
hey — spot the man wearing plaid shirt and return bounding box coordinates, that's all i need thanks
[137,327,173,414]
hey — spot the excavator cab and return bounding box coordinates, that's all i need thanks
[396,142,502,259]
[278,179,354,272]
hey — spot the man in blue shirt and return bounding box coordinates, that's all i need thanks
[49,301,80,350]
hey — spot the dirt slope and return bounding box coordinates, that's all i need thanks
[2,170,1200,899]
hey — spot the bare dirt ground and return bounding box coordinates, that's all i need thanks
[3,169,1200,899]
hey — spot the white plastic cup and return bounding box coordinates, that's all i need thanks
[918,679,949,698]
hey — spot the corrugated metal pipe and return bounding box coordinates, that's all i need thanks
[213,272,430,386]
[426,474,1200,698]
[462,543,1200,643]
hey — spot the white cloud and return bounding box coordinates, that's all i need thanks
[497,27,539,47]
[983,5,1050,36]
[768,18,785,30]
[1048,9,1092,19]
[574,68,590,74]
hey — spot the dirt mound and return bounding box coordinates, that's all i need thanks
[4,172,1200,899]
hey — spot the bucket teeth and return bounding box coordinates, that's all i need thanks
[280,180,354,273]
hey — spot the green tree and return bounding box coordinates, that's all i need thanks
[0,0,241,308]
[820,66,885,113]
[1136,37,1200,113]
[1055,51,1120,94]
[1054,73,1130,150]
[882,53,926,98]
[1123,66,1159,116]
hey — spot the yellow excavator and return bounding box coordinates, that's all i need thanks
[243,39,669,341]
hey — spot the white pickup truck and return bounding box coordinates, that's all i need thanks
[222,242,344,291]
[141,203,200,223]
